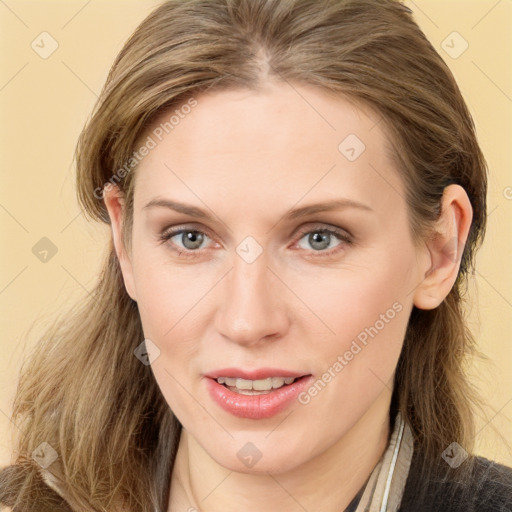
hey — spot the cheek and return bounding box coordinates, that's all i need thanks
[130,245,216,341]
[291,251,414,347]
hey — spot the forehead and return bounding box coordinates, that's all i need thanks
[132,81,406,220]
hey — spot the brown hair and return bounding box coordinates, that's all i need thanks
[0,0,489,510]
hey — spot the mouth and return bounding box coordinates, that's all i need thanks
[215,376,304,395]
[204,369,313,419]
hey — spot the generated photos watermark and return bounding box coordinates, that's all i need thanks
[93,97,198,200]
[298,301,403,405]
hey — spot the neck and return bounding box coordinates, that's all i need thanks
[168,390,391,512]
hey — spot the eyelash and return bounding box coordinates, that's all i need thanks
[158,224,353,259]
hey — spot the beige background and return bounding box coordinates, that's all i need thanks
[1,0,511,469]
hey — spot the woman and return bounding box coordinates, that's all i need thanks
[1,0,511,510]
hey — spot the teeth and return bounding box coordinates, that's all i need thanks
[215,376,297,392]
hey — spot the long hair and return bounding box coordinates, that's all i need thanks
[0,1,488,510]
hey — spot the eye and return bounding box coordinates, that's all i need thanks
[294,226,352,256]
[159,227,213,256]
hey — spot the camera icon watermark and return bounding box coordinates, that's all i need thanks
[441,31,469,59]
[134,339,161,366]
[338,134,366,162]
[32,237,58,263]
[236,236,263,264]
[441,442,468,468]
[31,31,59,59]
[237,442,262,468]
[32,441,58,469]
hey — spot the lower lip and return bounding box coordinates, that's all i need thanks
[205,375,313,419]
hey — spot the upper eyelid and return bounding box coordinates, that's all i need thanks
[161,224,215,242]
[295,224,351,237]
[161,222,349,238]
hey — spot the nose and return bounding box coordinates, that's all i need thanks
[214,253,290,347]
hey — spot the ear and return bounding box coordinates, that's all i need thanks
[103,184,138,302]
[413,184,473,310]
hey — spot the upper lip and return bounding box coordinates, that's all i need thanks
[204,368,310,380]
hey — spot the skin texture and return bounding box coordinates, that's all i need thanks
[104,81,472,512]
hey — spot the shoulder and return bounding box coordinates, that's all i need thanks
[471,456,512,509]
[400,454,512,512]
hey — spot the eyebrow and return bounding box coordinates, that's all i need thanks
[143,197,373,221]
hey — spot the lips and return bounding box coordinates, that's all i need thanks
[204,368,313,419]
[204,367,307,380]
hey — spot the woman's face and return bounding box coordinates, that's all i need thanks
[114,82,430,473]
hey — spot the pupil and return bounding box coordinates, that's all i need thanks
[183,231,203,249]
[310,232,329,250]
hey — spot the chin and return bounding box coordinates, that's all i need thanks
[221,455,300,475]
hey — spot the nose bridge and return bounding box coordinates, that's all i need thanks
[215,250,287,345]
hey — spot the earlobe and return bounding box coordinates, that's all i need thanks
[102,185,138,302]
[413,185,473,310]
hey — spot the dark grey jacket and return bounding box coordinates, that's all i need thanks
[399,453,512,511]
[345,452,512,512]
